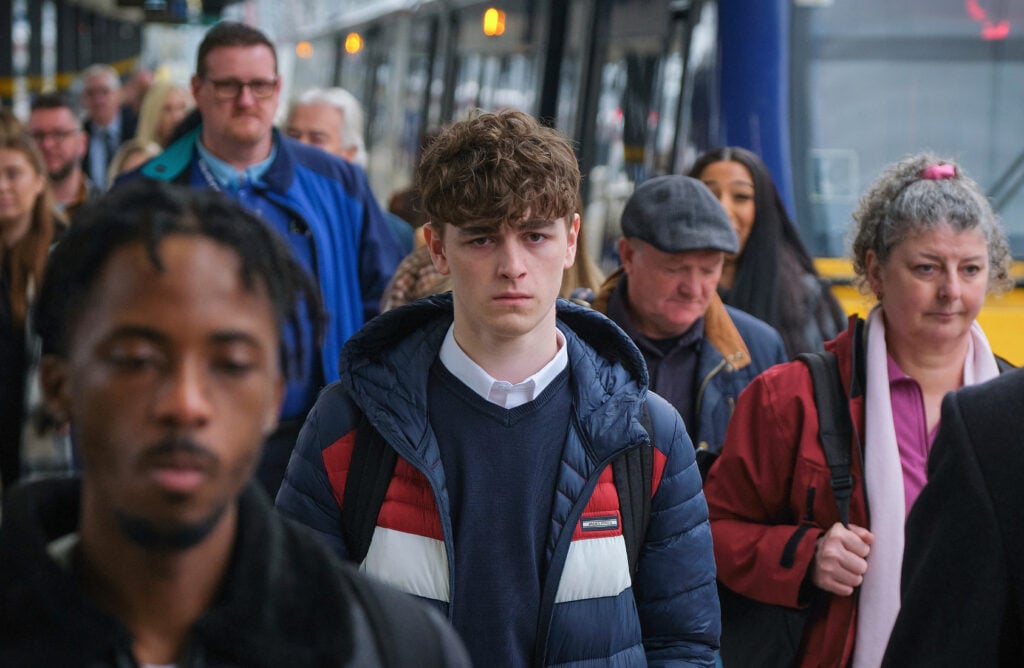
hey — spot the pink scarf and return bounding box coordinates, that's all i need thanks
[853,306,999,667]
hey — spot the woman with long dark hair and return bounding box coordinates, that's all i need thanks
[690,146,845,356]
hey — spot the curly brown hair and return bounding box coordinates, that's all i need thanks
[850,153,1013,294]
[416,110,580,234]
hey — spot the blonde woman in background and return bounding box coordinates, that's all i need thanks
[106,138,162,187]
[135,81,192,148]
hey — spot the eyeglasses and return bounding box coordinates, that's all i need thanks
[30,129,80,144]
[204,77,278,101]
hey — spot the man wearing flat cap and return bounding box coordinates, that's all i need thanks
[593,175,786,478]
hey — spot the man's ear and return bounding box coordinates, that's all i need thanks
[618,237,635,274]
[564,213,580,268]
[424,222,450,276]
[39,355,71,425]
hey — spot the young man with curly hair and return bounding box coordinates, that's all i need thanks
[277,110,720,666]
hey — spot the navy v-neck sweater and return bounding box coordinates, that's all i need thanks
[428,360,571,666]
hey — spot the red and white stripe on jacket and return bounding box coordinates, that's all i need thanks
[321,427,668,606]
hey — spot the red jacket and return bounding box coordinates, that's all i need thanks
[704,317,867,667]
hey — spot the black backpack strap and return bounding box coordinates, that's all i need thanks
[344,564,454,666]
[614,399,654,580]
[797,352,854,528]
[340,411,397,564]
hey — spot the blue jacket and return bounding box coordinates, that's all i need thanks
[277,294,720,666]
[595,269,787,461]
[131,126,404,388]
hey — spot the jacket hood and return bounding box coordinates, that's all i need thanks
[339,293,652,463]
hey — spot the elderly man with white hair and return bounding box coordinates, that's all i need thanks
[285,87,412,253]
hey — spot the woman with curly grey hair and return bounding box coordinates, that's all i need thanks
[704,153,1013,667]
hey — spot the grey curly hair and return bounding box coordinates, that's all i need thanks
[850,153,1012,294]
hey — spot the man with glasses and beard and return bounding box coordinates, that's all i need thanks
[0,182,468,667]
[29,92,101,220]
[124,21,404,499]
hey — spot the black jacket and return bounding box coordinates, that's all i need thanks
[0,478,469,667]
[883,367,1024,666]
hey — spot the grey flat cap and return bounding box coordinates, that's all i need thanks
[620,175,739,254]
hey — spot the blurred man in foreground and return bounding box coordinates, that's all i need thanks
[0,182,468,667]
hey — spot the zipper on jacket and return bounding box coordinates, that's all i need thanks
[694,358,731,419]
[531,411,644,666]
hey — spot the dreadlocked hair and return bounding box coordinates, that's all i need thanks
[33,181,325,380]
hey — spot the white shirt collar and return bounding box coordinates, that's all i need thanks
[438,324,568,409]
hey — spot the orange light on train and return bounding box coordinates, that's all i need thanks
[344,32,364,55]
[483,8,506,36]
[296,41,314,59]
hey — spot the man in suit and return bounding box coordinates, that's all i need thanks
[883,368,1024,666]
[80,64,137,189]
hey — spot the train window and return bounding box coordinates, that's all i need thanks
[790,0,1024,258]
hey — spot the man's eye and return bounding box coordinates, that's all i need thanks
[215,359,255,376]
[109,353,160,371]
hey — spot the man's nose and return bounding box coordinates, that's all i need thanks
[154,361,213,429]
[497,241,528,279]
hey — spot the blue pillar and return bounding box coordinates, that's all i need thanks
[717,0,794,216]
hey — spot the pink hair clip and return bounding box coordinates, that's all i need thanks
[920,163,956,180]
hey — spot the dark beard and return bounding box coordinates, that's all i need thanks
[114,503,228,552]
[48,159,78,183]
[114,435,227,551]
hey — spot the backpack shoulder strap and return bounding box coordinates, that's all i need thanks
[344,564,451,666]
[796,351,854,527]
[614,399,654,580]
[340,411,397,564]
